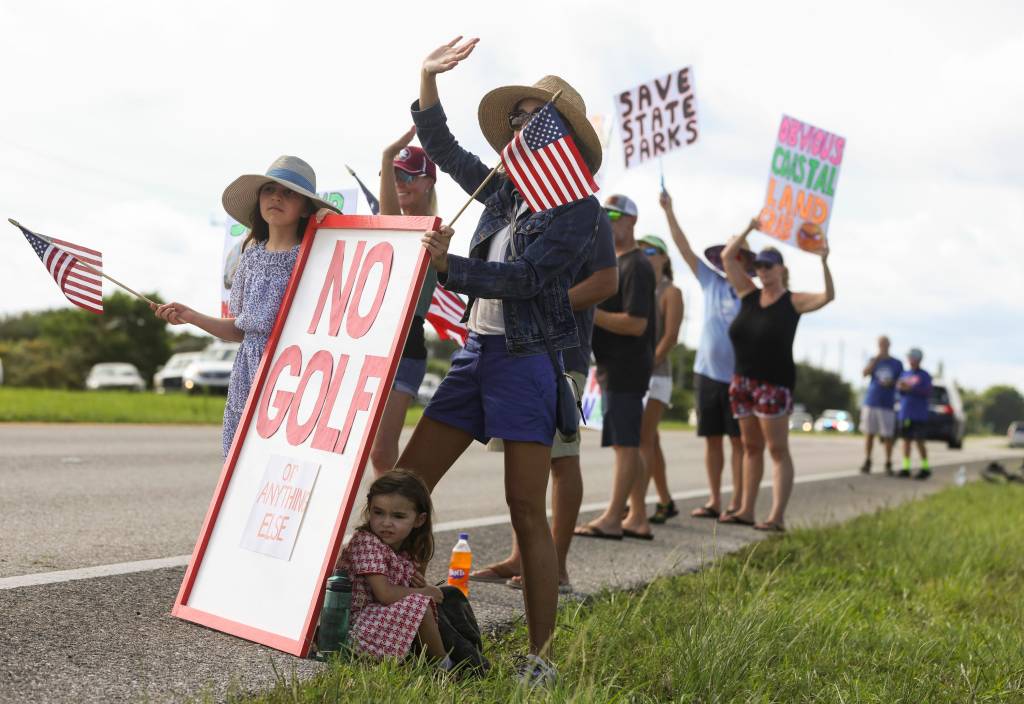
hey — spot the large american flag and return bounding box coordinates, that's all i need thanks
[500,101,599,213]
[426,285,468,345]
[14,221,104,314]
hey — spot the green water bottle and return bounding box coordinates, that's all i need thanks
[318,570,352,654]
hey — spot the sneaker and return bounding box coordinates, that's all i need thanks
[649,500,679,524]
[513,654,558,689]
[860,459,872,474]
[913,469,931,480]
[897,469,911,479]
[885,462,894,476]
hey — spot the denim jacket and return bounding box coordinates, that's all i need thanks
[411,100,600,356]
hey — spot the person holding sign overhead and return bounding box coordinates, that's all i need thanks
[396,36,604,686]
[151,157,341,457]
[719,218,834,533]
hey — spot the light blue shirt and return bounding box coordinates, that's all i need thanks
[694,259,740,384]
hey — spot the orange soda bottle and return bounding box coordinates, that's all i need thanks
[447,533,472,596]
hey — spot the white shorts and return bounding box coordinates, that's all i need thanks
[646,375,673,407]
[860,406,896,437]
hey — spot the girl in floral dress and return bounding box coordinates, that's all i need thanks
[337,470,449,665]
[151,155,340,456]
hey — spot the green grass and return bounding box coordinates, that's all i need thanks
[227,481,1024,703]
[0,387,227,424]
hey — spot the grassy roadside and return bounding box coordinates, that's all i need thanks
[0,387,227,424]
[230,481,1024,703]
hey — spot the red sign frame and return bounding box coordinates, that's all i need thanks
[172,214,438,656]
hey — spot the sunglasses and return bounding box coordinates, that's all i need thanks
[753,261,776,270]
[394,169,423,184]
[508,108,543,130]
[604,208,625,222]
[641,246,661,256]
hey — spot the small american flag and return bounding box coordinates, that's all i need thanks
[14,221,104,314]
[500,100,599,213]
[426,285,468,345]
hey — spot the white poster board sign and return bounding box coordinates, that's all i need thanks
[175,214,437,655]
[239,455,321,561]
[616,67,698,169]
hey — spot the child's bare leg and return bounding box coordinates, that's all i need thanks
[418,608,447,659]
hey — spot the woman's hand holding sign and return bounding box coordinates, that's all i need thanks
[422,225,455,274]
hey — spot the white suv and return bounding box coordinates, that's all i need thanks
[182,342,239,394]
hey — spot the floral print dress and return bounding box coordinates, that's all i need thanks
[337,530,434,658]
[222,242,299,457]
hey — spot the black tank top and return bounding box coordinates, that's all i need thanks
[728,290,800,389]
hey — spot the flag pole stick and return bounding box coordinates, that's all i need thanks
[445,90,564,229]
[8,218,159,307]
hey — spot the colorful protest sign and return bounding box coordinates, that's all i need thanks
[616,67,698,169]
[176,214,437,656]
[581,367,603,430]
[221,189,357,317]
[758,115,844,253]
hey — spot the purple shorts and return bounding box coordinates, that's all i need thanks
[423,333,557,446]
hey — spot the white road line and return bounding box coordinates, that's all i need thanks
[0,468,864,591]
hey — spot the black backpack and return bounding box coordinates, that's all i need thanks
[412,586,489,674]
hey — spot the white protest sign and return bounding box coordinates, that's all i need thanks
[616,67,698,169]
[221,188,358,317]
[581,366,603,430]
[240,455,321,561]
[176,213,437,656]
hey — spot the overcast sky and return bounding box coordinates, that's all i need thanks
[2,0,1021,391]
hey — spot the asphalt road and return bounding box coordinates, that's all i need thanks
[1,424,1021,702]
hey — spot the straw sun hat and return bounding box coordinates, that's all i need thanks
[221,155,341,228]
[477,75,603,174]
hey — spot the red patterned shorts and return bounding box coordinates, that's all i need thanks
[729,375,793,419]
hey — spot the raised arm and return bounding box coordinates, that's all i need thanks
[378,126,418,217]
[659,191,699,277]
[791,244,835,314]
[413,37,500,202]
[722,219,759,298]
[654,286,683,367]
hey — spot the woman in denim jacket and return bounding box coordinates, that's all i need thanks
[396,37,603,683]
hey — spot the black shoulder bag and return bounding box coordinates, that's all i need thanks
[529,300,584,443]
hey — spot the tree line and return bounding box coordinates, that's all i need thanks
[3,297,1023,434]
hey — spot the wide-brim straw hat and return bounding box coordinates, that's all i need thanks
[477,75,603,174]
[705,244,756,276]
[222,155,342,228]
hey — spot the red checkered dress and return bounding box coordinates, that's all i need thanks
[337,530,434,658]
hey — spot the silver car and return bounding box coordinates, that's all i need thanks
[182,343,239,395]
[85,363,145,392]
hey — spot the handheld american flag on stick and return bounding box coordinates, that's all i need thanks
[499,98,599,213]
[9,219,104,314]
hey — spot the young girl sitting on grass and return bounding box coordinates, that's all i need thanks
[337,470,450,667]
[151,156,339,457]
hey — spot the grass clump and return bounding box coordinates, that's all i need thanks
[226,481,1024,703]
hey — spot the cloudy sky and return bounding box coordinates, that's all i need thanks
[2,0,1021,391]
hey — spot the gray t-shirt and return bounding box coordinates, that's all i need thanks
[562,213,616,374]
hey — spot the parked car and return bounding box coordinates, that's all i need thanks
[417,373,442,406]
[813,409,855,433]
[1008,421,1024,448]
[153,352,202,393]
[923,380,965,449]
[85,362,145,391]
[789,404,814,432]
[182,342,239,394]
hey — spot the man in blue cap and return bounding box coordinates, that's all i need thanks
[897,348,932,479]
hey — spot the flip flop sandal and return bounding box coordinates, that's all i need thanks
[754,522,786,533]
[690,506,720,519]
[718,514,755,526]
[573,525,624,540]
[622,528,655,541]
[469,565,519,584]
[505,576,575,594]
